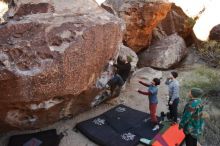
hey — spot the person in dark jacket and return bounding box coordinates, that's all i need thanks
[113,56,131,82]
[106,56,131,97]
[137,78,161,131]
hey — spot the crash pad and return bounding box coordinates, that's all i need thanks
[8,129,61,146]
[76,104,163,146]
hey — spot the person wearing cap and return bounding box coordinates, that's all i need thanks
[165,71,180,122]
[179,88,205,146]
[137,78,161,131]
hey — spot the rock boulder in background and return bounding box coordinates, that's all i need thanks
[102,0,171,52]
[209,24,220,41]
[138,34,187,69]
[152,3,195,46]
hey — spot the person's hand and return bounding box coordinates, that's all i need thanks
[109,60,114,65]
[135,88,140,92]
[169,100,173,105]
[166,95,170,101]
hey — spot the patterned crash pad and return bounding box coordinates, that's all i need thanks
[76,104,163,146]
[8,129,61,146]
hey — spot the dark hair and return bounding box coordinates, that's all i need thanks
[153,78,160,86]
[171,71,178,78]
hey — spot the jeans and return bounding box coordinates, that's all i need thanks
[169,98,179,122]
[107,74,124,87]
[107,74,124,97]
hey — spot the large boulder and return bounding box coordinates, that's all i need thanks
[102,0,171,52]
[209,24,220,41]
[0,0,123,132]
[152,3,195,46]
[138,34,188,69]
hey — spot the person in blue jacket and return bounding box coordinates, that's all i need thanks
[137,78,161,131]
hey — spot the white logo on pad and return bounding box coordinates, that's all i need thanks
[93,118,105,126]
[115,107,126,113]
[121,132,136,141]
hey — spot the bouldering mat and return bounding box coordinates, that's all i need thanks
[8,129,61,146]
[76,104,163,146]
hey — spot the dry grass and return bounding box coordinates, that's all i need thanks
[197,41,220,68]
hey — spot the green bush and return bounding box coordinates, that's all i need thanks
[180,66,220,107]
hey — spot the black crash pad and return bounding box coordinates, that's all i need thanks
[76,104,163,146]
[8,129,61,146]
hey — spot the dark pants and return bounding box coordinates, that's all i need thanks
[149,103,158,125]
[185,134,197,146]
[169,98,179,122]
[108,74,124,87]
[107,74,124,97]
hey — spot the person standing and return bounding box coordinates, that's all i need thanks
[137,78,161,131]
[179,88,205,146]
[165,71,180,122]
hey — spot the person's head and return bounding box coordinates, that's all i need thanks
[117,55,126,64]
[170,71,178,79]
[188,88,204,98]
[118,55,122,61]
[122,56,127,63]
[152,78,160,86]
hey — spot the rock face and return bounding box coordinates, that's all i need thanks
[0,0,123,132]
[119,44,138,71]
[102,0,171,52]
[138,34,187,69]
[0,1,8,23]
[132,67,162,83]
[152,4,194,46]
[209,24,220,41]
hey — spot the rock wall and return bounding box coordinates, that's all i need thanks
[102,0,171,52]
[0,0,123,132]
[138,34,188,69]
[152,3,195,46]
